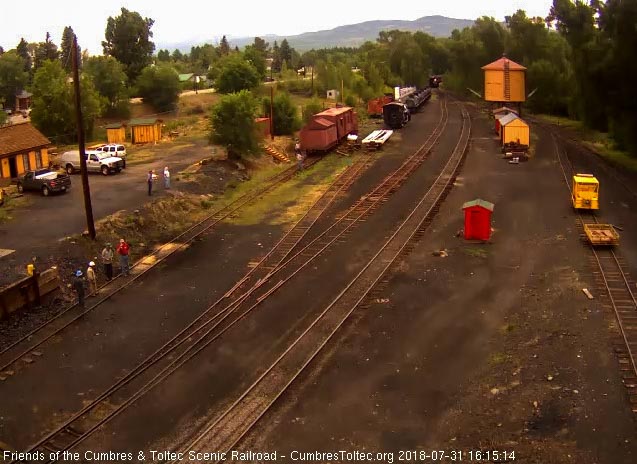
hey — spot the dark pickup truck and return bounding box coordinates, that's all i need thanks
[17,169,72,196]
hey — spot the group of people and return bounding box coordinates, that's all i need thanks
[71,238,131,307]
[147,166,171,196]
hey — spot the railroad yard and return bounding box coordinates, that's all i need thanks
[0,91,635,464]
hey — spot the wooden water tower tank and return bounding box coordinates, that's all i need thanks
[482,55,526,103]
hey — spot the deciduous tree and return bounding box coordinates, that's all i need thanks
[210,90,259,158]
[0,51,28,110]
[215,54,260,93]
[84,56,130,116]
[136,63,180,112]
[103,7,155,81]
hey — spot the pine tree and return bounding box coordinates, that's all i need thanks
[60,26,80,72]
[16,38,31,73]
[219,35,230,56]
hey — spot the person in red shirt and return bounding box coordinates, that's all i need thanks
[116,238,131,276]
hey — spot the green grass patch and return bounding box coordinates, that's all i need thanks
[464,247,488,259]
[225,153,355,226]
[488,352,509,365]
[499,323,516,334]
[535,114,637,173]
[0,190,31,223]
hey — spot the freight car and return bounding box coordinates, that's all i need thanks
[367,94,394,118]
[299,106,358,153]
[383,102,411,129]
[403,87,432,113]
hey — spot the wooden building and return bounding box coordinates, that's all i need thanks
[105,123,127,144]
[499,113,530,147]
[0,123,50,186]
[482,56,526,104]
[129,118,163,144]
[255,117,271,138]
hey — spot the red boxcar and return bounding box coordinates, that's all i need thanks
[300,106,358,153]
[367,95,394,118]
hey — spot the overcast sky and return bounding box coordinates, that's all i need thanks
[1,0,554,55]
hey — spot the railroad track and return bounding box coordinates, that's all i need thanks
[0,158,321,380]
[552,133,637,412]
[173,104,471,460]
[12,95,453,463]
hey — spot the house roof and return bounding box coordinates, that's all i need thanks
[498,113,521,127]
[129,118,162,126]
[316,107,353,117]
[255,117,270,123]
[178,73,194,82]
[0,123,50,158]
[463,199,495,211]
[492,106,518,115]
[482,57,526,71]
[16,90,33,99]
[105,122,126,129]
[310,117,335,129]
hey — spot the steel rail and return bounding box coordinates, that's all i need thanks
[178,105,471,459]
[551,132,637,407]
[17,95,451,463]
[12,155,366,464]
[0,159,319,377]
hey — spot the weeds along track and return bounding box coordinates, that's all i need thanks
[13,96,452,463]
[0,158,321,380]
[552,133,637,412]
[8,154,368,463]
[174,105,471,460]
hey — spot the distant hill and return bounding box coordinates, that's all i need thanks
[158,15,474,53]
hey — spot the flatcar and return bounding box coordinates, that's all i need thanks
[429,75,442,88]
[299,106,358,154]
[367,94,394,118]
[383,102,410,129]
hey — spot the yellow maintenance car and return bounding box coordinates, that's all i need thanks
[572,174,599,210]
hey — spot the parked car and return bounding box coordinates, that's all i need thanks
[59,150,124,176]
[95,144,127,167]
[17,169,71,196]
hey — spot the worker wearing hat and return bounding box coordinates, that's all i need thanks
[72,269,86,308]
[87,261,98,296]
[101,243,114,281]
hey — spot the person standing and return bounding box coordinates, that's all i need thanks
[147,170,154,196]
[101,243,114,281]
[163,166,171,189]
[117,238,131,277]
[296,151,304,171]
[72,270,86,308]
[87,261,98,296]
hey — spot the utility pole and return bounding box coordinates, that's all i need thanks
[72,35,95,240]
[270,86,274,141]
[311,66,314,95]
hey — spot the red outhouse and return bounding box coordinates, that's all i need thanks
[463,199,494,241]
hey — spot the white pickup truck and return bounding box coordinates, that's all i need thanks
[59,150,124,176]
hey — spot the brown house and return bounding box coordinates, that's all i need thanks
[0,123,51,186]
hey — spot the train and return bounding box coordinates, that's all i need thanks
[429,75,442,88]
[381,86,432,129]
[299,106,358,154]
[382,102,411,129]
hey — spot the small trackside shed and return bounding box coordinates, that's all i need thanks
[105,123,127,144]
[499,113,530,147]
[463,199,494,241]
[255,117,271,138]
[130,118,163,144]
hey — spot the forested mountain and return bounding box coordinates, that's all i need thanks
[158,16,475,52]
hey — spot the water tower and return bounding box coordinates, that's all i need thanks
[482,55,526,113]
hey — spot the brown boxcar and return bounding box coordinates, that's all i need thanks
[299,106,358,153]
[313,107,358,140]
[299,118,339,152]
